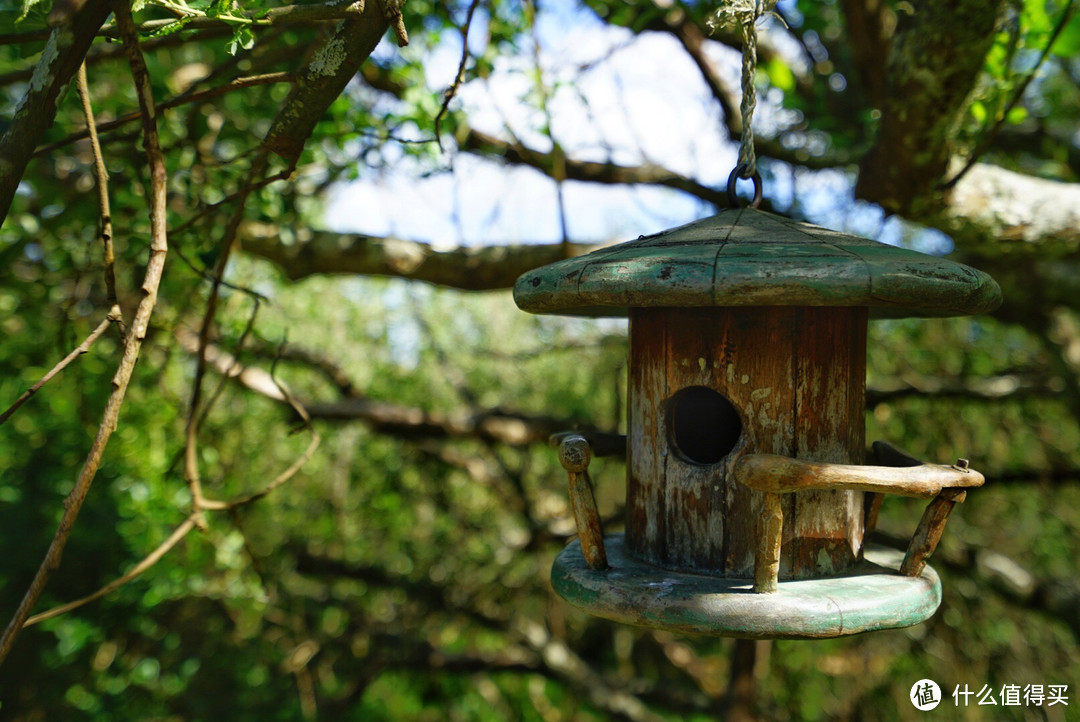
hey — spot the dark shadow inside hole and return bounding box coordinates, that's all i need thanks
[669,386,742,465]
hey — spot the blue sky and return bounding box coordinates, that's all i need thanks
[326,0,953,256]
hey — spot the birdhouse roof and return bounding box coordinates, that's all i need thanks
[513,208,1001,318]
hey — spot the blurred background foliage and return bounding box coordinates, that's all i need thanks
[1,0,1079,719]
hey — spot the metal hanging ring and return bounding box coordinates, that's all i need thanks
[726,164,763,209]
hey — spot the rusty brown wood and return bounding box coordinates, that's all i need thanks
[559,435,608,571]
[733,454,985,499]
[755,492,783,593]
[863,493,885,536]
[626,307,865,579]
[790,306,867,576]
[900,487,968,577]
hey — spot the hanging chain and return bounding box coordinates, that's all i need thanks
[711,0,778,205]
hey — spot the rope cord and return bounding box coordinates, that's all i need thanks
[710,0,778,178]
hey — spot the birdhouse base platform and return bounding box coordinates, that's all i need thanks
[551,535,941,639]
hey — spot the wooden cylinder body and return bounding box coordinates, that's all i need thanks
[625,306,868,579]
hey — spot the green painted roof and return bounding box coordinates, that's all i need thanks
[514,208,1002,318]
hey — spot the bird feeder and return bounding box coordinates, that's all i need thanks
[514,208,1001,639]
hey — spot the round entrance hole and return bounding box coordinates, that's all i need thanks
[669,386,742,465]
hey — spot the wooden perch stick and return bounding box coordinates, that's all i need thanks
[734,454,984,499]
[736,447,984,593]
[755,492,783,593]
[900,488,968,577]
[558,435,607,571]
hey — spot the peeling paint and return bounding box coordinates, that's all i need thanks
[698,357,706,371]
[741,374,750,384]
[750,387,772,402]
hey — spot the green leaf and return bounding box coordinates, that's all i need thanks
[1051,13,1080,55]
[765,57,796,93]
[969,99,987,125]
[1006,105,1028,124]
[143,15,192,39]
[227,25,254,55]
[15,0,47,23]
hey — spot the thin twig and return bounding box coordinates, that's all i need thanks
[434,0,482,150]
[0,0,170,668]
[170,166,289,238]
[184,151,270,524]
[171,243,271,302]
[245,341,357,397]
[204,345,320,511]
[0,316,112,426]
[35,72,294,158]
[22,514,201,627]
[76,62,124,329]
[218,432,321,509]
[0,1,363,47]
[196,297,262,432]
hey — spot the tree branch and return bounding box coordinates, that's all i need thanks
[75,61,124,328]
[941,162,1080,258]
[0,1,364,46]
[22,514,200,627]
[262,0,393,164]
[0,0,111,223]
[854,0,1007,214]
[36,72,294,158]
[0,1,170,667]
[240,221,607,287]
[174,326,621,449]
[942,0,1076,190]
[184,153,270,525]
[457,126,729,208]
[0,315,113,426]
[866,373,1062,406]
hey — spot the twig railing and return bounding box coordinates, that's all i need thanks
[555,434,983,595]
[734,441,984,592]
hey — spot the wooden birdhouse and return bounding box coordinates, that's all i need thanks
[514,208,1002,639]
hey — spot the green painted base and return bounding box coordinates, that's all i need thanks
[551,535,941,639]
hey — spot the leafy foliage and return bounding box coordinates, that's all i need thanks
[0,0,1079,720]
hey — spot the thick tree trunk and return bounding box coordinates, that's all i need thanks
[855,0,1007,215]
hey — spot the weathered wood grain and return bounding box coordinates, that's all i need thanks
[514,209,1002,318]
[733,454,985,498]
[901,488,968,577]
[626,306,866,579]
[559,435,608,571]
[755,493,783,593]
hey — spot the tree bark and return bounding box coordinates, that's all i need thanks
[240,221,606,288]
[854,0,1007,215]
[0,0,111,223]
[942,162,1080,256]
[263,0,394,164]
